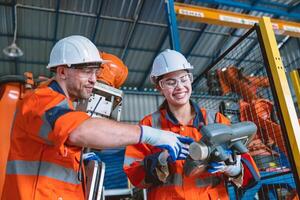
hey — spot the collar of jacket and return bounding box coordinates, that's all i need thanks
[49,80,66,96]
[164,100,205,128]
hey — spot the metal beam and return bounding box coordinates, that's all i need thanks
[0,51,259,66]
[121,0,144,60]
[92,1,104,43]
[137,0,182,89]
[192,28,242,90]
[0,3,262,38]
[193,0,300,20]
[234,26,288,70]
[174,2,300,38]
[4,2,299,37]
[0,3,201,33]
[0,58,145,74]
[192,26,256,88]
[183,2,295,82]
[185,3,236,59]
[165,0,181,51]
[0,59,47,66]
[220,13,291,72]
[184,3,233,60]
[252,0,290,9]
[1,33,165,52]
[184,24,207,58]
[0,33,53,41]
[52,0,60,45]
[138,30,169,89]
[288,1,300,13]
[183,0,219,59]
[210,6,254,60]
[191,6,255,90]
[0,24,257,40]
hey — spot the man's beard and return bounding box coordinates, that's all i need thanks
[69,88,91,100]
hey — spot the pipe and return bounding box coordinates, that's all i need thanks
[0,75,26,84]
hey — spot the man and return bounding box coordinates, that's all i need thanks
[1,36,193,200]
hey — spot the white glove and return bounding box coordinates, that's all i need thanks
[208,155,242,177]
[140,125,193,162]
[82,152,101,162]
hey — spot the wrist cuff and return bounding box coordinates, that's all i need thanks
[138,125,143,143]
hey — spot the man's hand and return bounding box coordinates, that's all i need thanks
[139,125,194,162]
[207,155,242,177]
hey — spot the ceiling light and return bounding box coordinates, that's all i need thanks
[3,5,23,58]
[3,43,23,57]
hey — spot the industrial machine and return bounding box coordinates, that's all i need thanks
[184,122,257,177]
[76,81,123,121]
[0,72,35,197]
[189,122,257,162]
[198,24,300,198]
[216,66,290,168]
[75,81,124,200]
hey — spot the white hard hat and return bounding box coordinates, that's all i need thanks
[150,49,193,83]
[47,35,103,69]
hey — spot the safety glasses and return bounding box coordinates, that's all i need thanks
[73,67,100,78]
[159,73,193,89]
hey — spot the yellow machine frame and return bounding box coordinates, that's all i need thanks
[258,17,300,182]
[290,70,300,113]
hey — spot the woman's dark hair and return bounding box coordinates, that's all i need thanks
[159,99,168,109]
[154,75,164,85]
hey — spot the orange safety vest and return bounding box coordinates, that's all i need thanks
[2,80,90,200]
[124,101,259,200]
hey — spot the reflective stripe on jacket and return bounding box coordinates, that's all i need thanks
[124,101,259,200]
[2,80,90,200]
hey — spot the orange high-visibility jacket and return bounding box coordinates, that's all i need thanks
[124,101,260,200]
[2,80,90,200]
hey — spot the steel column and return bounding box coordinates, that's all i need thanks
[165,0,181,51]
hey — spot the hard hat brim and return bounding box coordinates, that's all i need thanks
[46,60,109,69]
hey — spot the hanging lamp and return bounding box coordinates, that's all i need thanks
[3,5,23,58]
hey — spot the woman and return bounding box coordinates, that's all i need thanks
[124,49,259,200]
